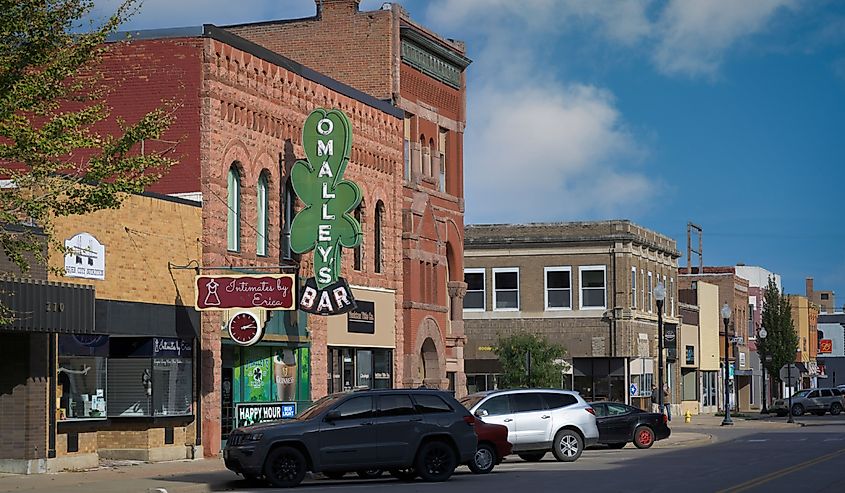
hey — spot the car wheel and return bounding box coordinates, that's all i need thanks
[356,469,383,479]
[552,429,584,462]
[389,468,417,481]
[633,426,655,449]
[324,471,346,480]
[517,452,546,462]
[415,441,457,482]
[607,443,627,449]
[830,403,842,415]
[468,443,496,474]
[263,446,307,488]
[791,404,805,417]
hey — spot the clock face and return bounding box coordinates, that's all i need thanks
[228,312,262,346]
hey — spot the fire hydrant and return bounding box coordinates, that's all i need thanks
[684,410,692,423]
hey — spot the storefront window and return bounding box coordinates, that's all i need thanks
[573,358,626,402]
[108,358,152,416]
[328,347,393,393]
[58,335,109,421]
[153,358,192,416]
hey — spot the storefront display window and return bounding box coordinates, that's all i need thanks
[58,335,109,421]
[327,347,393,393]
[153,358,192,416]
[573,358,626,402]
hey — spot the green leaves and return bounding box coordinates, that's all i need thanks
[289,109,362,288]
[494,331,567,389]
[0,0,175,277]
[759,276,798,384]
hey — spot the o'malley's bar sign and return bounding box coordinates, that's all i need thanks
[290,108,362,315]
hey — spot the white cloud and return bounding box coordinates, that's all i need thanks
[652,0,799,77]
[465,83,653,223]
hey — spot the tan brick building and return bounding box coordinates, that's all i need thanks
[226,0,472,394]
[463,221,680,410]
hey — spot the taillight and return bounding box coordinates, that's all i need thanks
[662,414,668,424]
[585,407,596,415]
[463,415,476,426]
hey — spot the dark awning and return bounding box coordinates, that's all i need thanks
[465,359,502,374]
[0,278,95,334]
[95,299,199,339]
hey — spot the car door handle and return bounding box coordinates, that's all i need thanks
[503,418,513,422]
[541,415,551,419]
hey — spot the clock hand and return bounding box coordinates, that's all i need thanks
[240,324,257,329]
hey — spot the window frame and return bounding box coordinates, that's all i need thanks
[647,272,653,313]
[227,165,241,252]
[544,266,572,311]
[374,201,383,273]
[631,267,637,309]
[463,268,486,312]
[492,267,520,312]
[256,172,269,256]
[578,265,607,310]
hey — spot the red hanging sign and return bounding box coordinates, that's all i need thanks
[195,274,296,311]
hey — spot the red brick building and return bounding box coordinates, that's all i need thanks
[227,0,472,394]
[2,23,407,462]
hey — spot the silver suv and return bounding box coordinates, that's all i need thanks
[770,387,845,416]
[459,389,599,462]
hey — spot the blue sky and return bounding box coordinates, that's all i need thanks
[97,0,845,303]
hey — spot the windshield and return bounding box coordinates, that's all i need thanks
[459,395,485,410]
[792,390,810,399]
[296,394,341,420]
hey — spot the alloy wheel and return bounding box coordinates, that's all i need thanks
[559,434,580,457]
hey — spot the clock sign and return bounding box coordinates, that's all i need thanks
[228,311,263,346]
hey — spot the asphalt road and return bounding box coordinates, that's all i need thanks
[204,416,845,493]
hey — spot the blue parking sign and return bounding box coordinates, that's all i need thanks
[630,383,638,396]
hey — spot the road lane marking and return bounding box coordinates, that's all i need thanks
[747,439,768,442]
[716,447,845,493]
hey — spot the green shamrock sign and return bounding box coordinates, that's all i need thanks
[290,108,362,315]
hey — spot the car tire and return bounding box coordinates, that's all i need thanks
[415,441,457,482]
[324,471,346,480]
[607,442,627,449]
[389,468,417,481]
[468,443,496,474]
[552,429,584,462]
[356,469,383,479]
[791,404,804,417]
[263,446,308,488]
[830,403,843,416]
[517,452,546,462]
[633,426,655,449]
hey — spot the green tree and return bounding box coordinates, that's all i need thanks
[0,0,174,280]
[494,331,566,388]
[759,276,799,390]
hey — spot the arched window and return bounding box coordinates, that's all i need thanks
[374,200,384,273]
[353,204,363,271]
[420,135,428,176]
[257,171,269,256]
[227,164,241,252]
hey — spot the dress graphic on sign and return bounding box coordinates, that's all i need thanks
[204,279,221,306]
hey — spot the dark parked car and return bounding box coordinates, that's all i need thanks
[468,419,512,474]
[224,389,478,487]
[590,402,671,449]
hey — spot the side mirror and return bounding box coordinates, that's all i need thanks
[475,409,489,418]
[325,410,340,422]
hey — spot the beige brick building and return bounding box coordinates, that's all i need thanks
[463,221,680,409]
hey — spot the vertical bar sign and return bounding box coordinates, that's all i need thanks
[290,109,362,315]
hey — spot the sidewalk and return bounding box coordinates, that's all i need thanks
[671,413,802,430]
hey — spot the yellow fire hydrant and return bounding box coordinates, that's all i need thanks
[684,410,692,423]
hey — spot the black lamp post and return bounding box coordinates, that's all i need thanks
[721,303,733,426]
[758,326,768,414]
[654,282,666,416]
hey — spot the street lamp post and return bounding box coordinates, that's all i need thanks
[721,303,733,426]
[654,282,666,416]
[758,326,768,414]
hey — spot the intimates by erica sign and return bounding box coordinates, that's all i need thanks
[194,274,295,311]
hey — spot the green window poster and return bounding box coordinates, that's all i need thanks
[238,347,272,402]
[233,345,310,404]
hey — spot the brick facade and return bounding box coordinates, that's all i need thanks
[226,0,471,395]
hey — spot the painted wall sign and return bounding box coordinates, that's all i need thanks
[289,108,362,316]
[235,402,297,428]
[348,300,375,334]
[64,232,105,280]
[194,274,295,311]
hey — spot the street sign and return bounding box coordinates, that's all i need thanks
[630,383,638,396]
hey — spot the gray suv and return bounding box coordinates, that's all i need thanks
[224,389,477,487]
[770,387,844,416]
